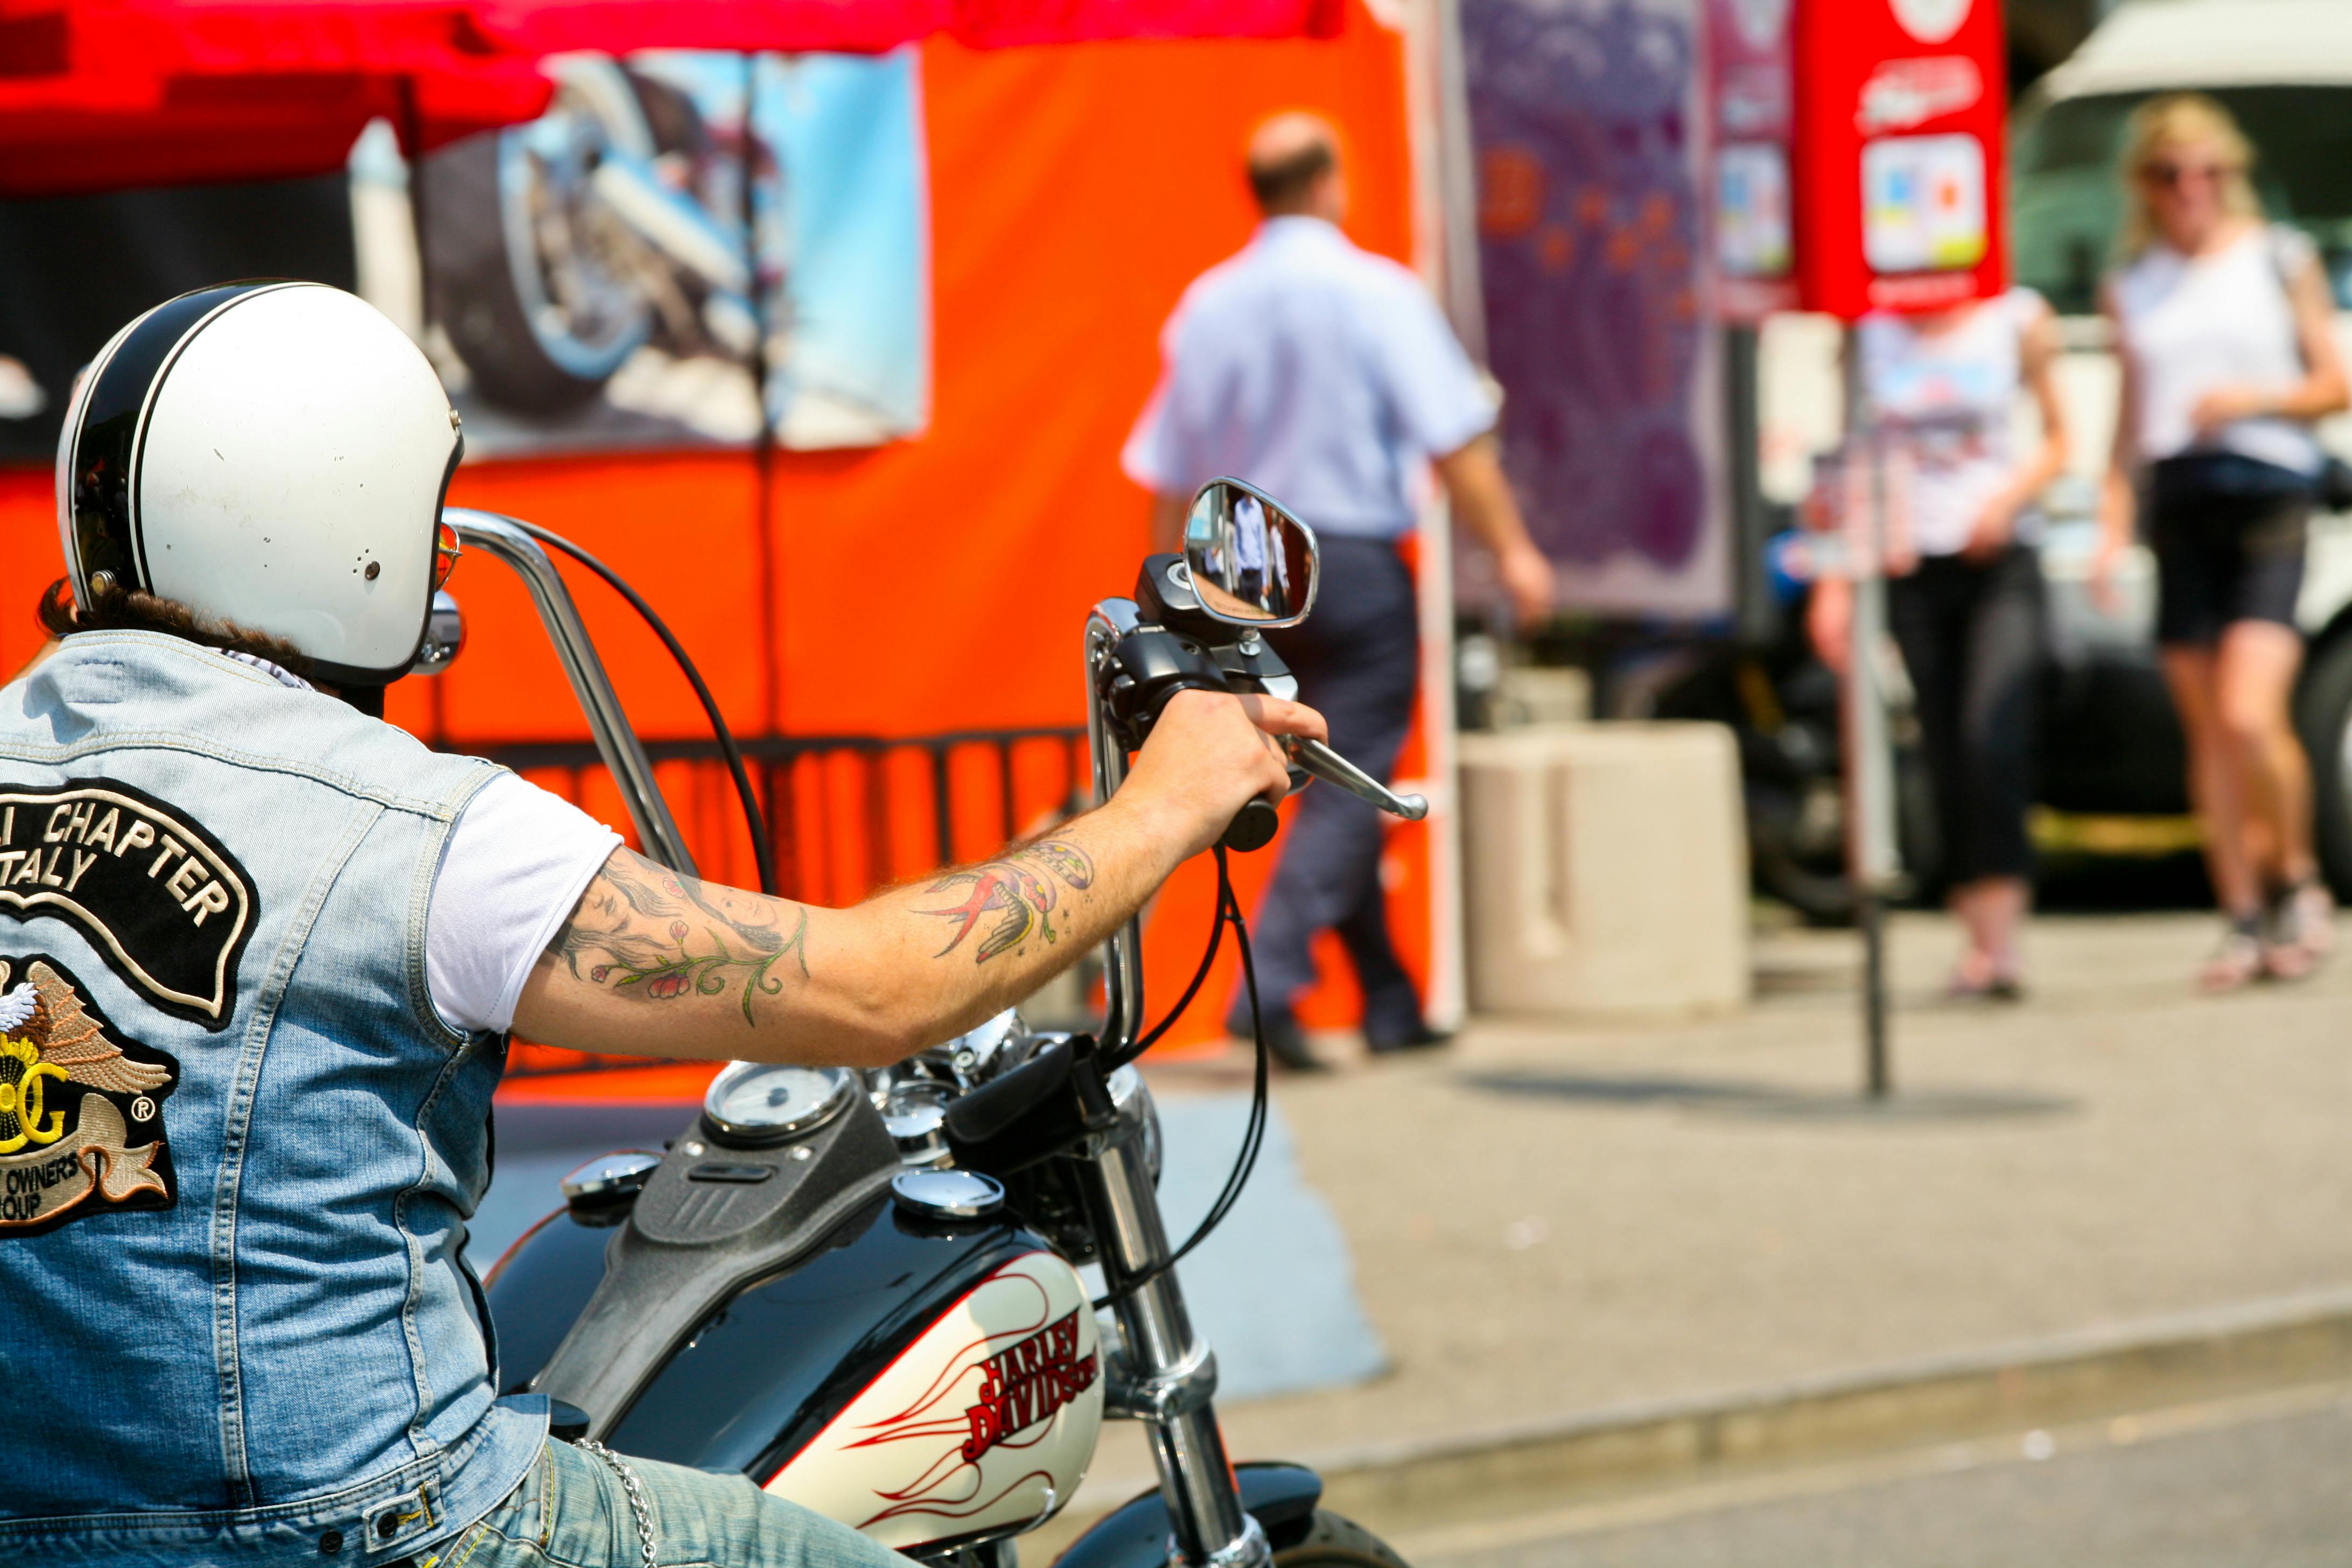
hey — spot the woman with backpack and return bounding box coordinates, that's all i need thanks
[2098,93,2349,989]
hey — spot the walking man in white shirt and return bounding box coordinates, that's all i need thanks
[1124,113,1555,1067]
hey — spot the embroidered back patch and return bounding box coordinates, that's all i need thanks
[0,954,179,1235]
[0,781,254,1028]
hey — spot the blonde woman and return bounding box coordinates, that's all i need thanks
[2097,94,2349,989]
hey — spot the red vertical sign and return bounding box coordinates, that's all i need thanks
[1707,0,1796,321]
[1792,0,2007,318]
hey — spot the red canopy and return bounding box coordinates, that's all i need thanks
[0,19,552,195]
[0,0,1342,197]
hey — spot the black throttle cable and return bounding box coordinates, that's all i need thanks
[1094,845,1272,1310]
[509,520,779,897]
[1130,879,1227,1058]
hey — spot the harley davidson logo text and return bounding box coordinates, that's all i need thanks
[0,781,254,1026]
[961,1308,1098,1461]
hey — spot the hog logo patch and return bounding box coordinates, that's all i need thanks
[0,781,254,1027]
[0,955,179,1235]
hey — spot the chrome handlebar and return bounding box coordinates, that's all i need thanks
[445,507,699,877]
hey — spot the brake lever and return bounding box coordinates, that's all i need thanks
[1286,737,1429,820]
[1220,740,1423,853]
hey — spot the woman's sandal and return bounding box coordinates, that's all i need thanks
[1947,956,2025,1003]
[2287,879,2336,962]
[2201,915,2266,992]
[2256,880,2333,981]
[1945,972,2025,1003]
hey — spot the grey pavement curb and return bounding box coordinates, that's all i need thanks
[1301,1284,2352,1531]
[1032,1284,2352,1558]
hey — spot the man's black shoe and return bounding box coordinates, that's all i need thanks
[1367,1020,1453,1055]
[1248,1012,1325,1072]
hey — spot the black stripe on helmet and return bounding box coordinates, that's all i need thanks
[66,282,286,598]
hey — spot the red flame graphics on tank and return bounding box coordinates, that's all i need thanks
[764,1253,1106,1551]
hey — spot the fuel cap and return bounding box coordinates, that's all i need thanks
[891,1167,1005,1220]
[560,1150,661,1205]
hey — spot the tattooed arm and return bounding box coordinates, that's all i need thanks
[511,689,1325,1068]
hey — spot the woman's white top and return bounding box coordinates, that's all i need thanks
[1855,288,2048,559]
[2111,224,2323,477]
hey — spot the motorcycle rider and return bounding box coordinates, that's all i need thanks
[1,282,1323,1568]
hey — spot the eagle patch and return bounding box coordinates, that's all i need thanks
[0,955,178,1235]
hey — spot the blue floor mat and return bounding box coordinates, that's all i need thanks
[1140,1090,1388,1402]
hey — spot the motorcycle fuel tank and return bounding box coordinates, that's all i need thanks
[491,1180,1102,1556]
[766,1247,1104,1550]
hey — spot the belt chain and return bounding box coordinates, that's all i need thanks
[574,1438,659,1568]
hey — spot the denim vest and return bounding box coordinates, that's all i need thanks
[0,632,545,1565]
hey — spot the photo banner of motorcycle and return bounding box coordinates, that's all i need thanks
[0,50,930,463]
[410,51,932,457]
[1459,0,1729,618]
[1790,0,2008,1097]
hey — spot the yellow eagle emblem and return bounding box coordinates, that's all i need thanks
[0,958,170,1153]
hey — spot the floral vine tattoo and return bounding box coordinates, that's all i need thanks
[545,848,811,1025]
[916,840,1096,963]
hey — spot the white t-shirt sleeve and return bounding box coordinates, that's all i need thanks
[425,772,624,1035]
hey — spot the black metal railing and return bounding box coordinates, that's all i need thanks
[460,726,1090,1077]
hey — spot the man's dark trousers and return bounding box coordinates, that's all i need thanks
[1226,534,1423,1043]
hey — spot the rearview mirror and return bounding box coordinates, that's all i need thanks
[410,589,465,676]
[1182,478,1318,628]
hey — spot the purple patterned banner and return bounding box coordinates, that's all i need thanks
[1460,0,1728,615]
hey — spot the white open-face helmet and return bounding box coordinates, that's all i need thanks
[56,282,463,688]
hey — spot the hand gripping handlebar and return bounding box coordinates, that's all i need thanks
[1091,615,1425,852]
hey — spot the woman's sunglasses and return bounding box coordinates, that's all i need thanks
[2144,160,2231,191]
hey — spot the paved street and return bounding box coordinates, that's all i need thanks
[1032,907,2352,1543]
[1142,910,2352,1468]
[1404,1382,2352,1568]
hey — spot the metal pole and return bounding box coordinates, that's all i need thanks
[1839,327,1895,1099]
[1725,324,1778,647]
[1431,0,1487,366]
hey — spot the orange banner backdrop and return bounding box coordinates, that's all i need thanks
[0,6,1425,1074]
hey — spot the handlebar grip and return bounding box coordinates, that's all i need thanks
[1221,798,1282,852]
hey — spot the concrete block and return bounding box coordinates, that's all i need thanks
[1493,665,1592,727]
[1459,722,1749,1019]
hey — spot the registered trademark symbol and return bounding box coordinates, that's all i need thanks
[131,1096,156,1122]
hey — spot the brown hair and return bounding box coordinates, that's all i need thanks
[39,577,315,677]
[1247,137,1336,214]
[2119,93,2263,258]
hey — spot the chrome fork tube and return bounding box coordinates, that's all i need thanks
[446,508,698,876]
[1089,1121,1257,1566]
[1083,601,1267,1568]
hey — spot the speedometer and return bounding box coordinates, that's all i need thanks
[702,1061,853,1146]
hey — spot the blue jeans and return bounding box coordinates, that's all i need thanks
[428,1441,917,1568]
[1227,535,1423,1042]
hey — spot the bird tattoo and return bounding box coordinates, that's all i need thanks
[917,842,1096,963]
